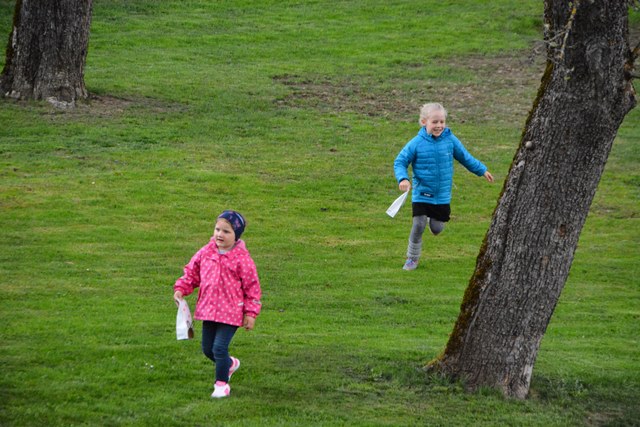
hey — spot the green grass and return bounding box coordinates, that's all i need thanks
[1,1,638,425]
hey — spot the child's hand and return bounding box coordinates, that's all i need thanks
[399,179,411,192]
[173,291,183,305]
[484,171,494,183]
[243,315,256,331]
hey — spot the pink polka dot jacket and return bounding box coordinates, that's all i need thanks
[174,238,262,326]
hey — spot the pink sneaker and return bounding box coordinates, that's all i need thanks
[211,381,230,398]
[228,356,240,381]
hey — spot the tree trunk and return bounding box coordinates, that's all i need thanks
[429,0,636,399]
[1,0,93,108]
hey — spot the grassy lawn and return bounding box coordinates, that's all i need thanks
[0,1,638,425]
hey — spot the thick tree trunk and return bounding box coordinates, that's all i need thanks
[429,0,636,399]
[1,0,93,108]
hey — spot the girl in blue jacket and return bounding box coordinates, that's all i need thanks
[394,103,494,270]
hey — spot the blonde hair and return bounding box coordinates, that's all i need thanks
[419,103,447,125]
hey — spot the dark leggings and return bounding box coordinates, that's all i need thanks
[201,321,238,383]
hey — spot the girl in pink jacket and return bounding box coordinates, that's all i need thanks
[173,210,262,398]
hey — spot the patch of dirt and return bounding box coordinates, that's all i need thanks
[584,410,626,427]
[273,48,547,125]
[77,94,136,116]
[24,93,189,119]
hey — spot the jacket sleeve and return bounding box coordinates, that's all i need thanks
[239,255,262,318]
[173,248,203,297]
[452,137,487,177]
[393,139,416,183]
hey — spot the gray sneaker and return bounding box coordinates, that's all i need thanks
[403,258,418,270]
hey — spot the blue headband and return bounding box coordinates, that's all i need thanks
[217,210,246,241]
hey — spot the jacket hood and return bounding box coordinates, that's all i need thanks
[207,237,248,257]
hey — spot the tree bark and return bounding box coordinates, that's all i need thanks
[1,0,93,108]
[429,0,636,399]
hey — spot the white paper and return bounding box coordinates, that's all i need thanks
[176,299,194,340]
[386,191,409,218]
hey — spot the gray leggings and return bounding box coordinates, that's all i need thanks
[406,215,445,260]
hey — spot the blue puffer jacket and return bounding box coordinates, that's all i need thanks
[394,127,487,205]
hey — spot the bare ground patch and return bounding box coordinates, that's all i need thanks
[3,93,189,119]
[273,48,547,125]
[77,94,189,117]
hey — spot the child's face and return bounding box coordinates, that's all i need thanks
[421,111,446,137]
[214,219,236,251]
